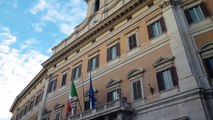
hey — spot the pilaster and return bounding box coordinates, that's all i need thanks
[161,0,199,92]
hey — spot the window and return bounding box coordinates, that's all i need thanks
[55,112,61,120]
[35,94,41,106]
[94,0,100,12]
[88,55,99,71]
[29,99,35,111]
[71,106,77,115]
[48,79,56,93]
[132,80,142,100]
[148,17,166,39]
[107,89,120,102]
[107,43,120,61]
[61,74,67,86]
[128,34,138,50]
[156,67,178,91]
[84,100,91,111]
[204,57,213,80]
[23,105,28,115]
[71,65,82,80]
[184,3,209,24]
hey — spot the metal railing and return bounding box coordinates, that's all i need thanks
[67,97,131,120]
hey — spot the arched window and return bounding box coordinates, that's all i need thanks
[94,0,100,12]
[199,42,213,85]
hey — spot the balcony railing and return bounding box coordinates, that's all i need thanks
[67,97,133,120]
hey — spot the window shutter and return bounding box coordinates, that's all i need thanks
[147,25,153,39]
[78,65,82,78]
[184,10,193,24]
[71,69,75,80]
[116,43,120,56]
[47,83,51,93]
[133,82,137,100]
[96,55,99,68]
[107,48,110,61]
[160,17,167,32]
[137,81,142,99]
[117,88,121,99]
[53,80,57,90]
[200,3,210,17]
[107,92,111,102]
[87,59,91,72]
[133,34,137,48]
[156,72,165,91]
[171,66,179,86]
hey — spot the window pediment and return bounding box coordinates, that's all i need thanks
[127,68,145,79]
[199,42,213,59]
[43,108,51,115]
[200,42,213,52]
[105,78,121,88]
[54,103,64,110]
[153,56,175,68]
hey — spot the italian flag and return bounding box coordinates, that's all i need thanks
[66,80,78,117]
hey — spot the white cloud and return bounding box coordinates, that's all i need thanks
[21,38,38,50]
[29,0,87,35]
[29,0,47,15]
[0,27,49,120]
[32,22,46,32]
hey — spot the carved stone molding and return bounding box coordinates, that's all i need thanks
[160,0,183,9]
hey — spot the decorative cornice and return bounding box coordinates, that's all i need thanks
[42,0,152,69]
[10,68,47,112]
[159,0,183,8]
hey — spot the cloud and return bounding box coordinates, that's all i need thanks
[0,27,49,120]
[28,0,87,35]
[29,0,47,15]
[20,38,38,50]
[32,22,46,32]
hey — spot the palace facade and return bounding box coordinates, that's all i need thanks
[10,0,213,120]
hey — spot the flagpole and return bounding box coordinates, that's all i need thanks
[78,99,83,113]
[81,73,85,111]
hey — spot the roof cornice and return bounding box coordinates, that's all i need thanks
[9,68,47,112]
[42,0,151,69]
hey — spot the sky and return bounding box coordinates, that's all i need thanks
[0,0,87,119]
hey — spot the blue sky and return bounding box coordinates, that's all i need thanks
[0,0,87,119]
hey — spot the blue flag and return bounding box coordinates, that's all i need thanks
[89,72,95,109]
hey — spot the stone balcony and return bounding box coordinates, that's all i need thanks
[67,97,133,120]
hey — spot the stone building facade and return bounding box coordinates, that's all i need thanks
[10,0,213,120]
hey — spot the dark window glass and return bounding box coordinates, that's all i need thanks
[61,74,67,86]
[94,0,100,12]
[29,99,35,111]
[132,80,142,100]
[55,112,61,120]
[128,34,137,50]
[204,57,213,79]
[84,100,91,111]
[35,95,40,106]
